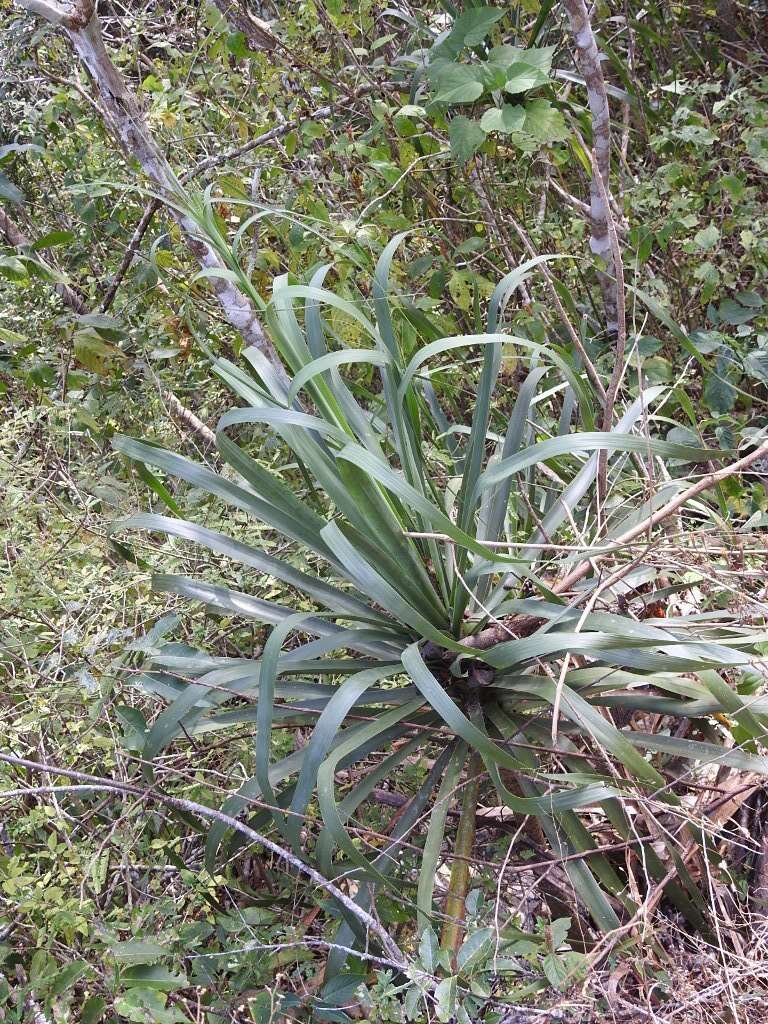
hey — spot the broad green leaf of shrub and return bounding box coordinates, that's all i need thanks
[504,60,551,94]
[73,328,125,375]
[428,61,485,104]
[716,297,760,326]
[448,116,487,163]
[114,990,187,1024]
[522,99,569,144]
[745,349,768,383]
[109,940,165,965]
[0,171,25,204]
[434,976,458,1023]
[432,6,505,59]
[693,223,720,250]
[121,966,189,992]
[488,43,555,76]
[703,368,737,414]
[480,103,526,134]
[0,255,28,281]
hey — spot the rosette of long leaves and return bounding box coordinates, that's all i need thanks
[114,233,768,974]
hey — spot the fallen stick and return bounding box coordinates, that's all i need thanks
[0,751,408,968]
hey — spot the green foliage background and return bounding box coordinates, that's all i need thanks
[2,1,768,1021]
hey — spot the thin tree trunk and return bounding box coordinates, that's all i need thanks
[14,0,288,384]
[440,751,484,963]
[561,0,618,334]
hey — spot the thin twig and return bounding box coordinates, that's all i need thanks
[100,198,160,312]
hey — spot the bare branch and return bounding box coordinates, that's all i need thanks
[160,389,216,447]
[184,85,376,183]
[100,198,160,313]
[556,440,768,594]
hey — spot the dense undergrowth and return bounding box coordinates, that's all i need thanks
[3,2,768,1022]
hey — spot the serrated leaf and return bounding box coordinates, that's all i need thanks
[89,850,110,894]
[448,116,486,163]
[542,952,570,990]
[480,103,526,134]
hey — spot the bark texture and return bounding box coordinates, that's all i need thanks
[15,0,287,382]
[561,0,618,333]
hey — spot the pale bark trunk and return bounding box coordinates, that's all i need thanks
[561,0,618,333]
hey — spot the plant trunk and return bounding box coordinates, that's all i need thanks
[440,751,484,963]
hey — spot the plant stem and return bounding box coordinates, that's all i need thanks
[440,750,484,962]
